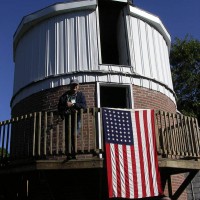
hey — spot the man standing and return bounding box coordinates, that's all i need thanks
[58,78,87,159]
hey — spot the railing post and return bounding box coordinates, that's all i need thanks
[32,113,36,157]
[56,120,59,155]
[44,112,47,156]
[87,108,90,152]
[159,111,167,156]
[37,112,42,157]
[177,114,184,156]
[170,113,177,156]
[172,113,178,156]
[80,109,84,153]
[100,108,104,154]
[184,116,194,156]
[180,114,188,156]
[5,121,11,159]
[68,114,71,154]
[190,117,199,157]
[93,108,97,153]
[164,112,171,156]
[173,113,181,156]
[74,112,77,154]
[62,118,65,154]
[0,122,4,161]
[155,111,161,154]
[1,122,6,160]
[50,112,53,155]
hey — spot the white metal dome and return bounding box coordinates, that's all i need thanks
[12,0,175,107]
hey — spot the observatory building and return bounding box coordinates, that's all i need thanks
[11,0,175,117]
[0,0,199,199]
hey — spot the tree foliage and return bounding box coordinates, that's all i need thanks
[170,36,200,122]
[0,147,9,156]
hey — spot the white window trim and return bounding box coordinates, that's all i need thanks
[96,82,134,109]
[96,82,134,154]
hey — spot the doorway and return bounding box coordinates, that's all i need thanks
[98,83,133,109]
[96,83,133,151]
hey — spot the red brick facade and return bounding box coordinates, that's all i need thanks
[11,83,176,117]
[132,86,176,113]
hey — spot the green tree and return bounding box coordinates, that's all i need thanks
[0,147,9,157]
[170,36,200,122]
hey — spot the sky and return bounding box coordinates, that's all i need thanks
[0,0,200,122]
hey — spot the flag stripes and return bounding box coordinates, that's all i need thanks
[102,108,163,199]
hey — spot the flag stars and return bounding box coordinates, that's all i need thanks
[103,109,134,145]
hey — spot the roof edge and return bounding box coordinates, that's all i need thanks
[13,0,97,55]
[129,5,171,51]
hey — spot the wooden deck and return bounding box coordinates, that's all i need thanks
[1,156,200,174]
[0,109,199,199]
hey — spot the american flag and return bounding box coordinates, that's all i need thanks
[102,108,163,199]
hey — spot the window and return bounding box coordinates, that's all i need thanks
[98,1,129,65]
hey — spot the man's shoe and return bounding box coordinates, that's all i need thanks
[66,154,76,160]
[66,155,72,161]
[71,154,76,159]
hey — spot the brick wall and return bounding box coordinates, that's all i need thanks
[171,174,188,200]
[12,83,96,117]
[133,85,176,113]
[12,84,176,117]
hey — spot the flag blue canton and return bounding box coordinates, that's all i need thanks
[102,108,134,145]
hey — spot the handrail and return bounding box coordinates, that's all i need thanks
[155,110,200,159]
[0,108,200,167]
[0,108,101,165]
